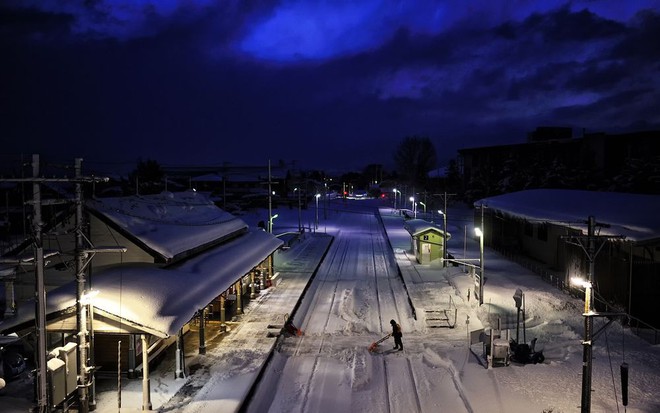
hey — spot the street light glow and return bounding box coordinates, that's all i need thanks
[475,227,483,237]
[570,277,591,289]
[269,213,279,233]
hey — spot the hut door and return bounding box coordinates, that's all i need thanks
[422,242,431,262]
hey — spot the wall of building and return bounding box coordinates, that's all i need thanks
[414,230,445,264]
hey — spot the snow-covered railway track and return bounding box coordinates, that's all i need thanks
[293,235,350,357]
[383,356,423,412]
[247,207,426,413]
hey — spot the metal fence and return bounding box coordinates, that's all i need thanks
[491,245,660,345]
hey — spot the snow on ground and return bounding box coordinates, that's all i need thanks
[8,196,658,413]
[240,198,660,413]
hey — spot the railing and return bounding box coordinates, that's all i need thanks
[627,314,660,345]
[491,244,660,345]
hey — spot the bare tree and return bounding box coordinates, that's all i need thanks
[393,135,438,187]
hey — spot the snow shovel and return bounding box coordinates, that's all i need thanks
[368,333,391,352]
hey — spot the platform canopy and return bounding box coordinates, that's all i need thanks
[0,229,282,338]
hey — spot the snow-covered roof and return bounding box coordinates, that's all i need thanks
[87,191,247,260]
[403,219,451,239]
[0,229,283,338]
[191,173,223,182]
[475,189,660,243]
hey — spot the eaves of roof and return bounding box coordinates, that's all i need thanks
[0,229,283,338]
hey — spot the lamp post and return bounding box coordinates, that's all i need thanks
[438,210,448,267]
[315,193,320,229]
[570,276,594,413]
[419,201,426,216]
[475,227,484,305]
[392,188,400,210]
[294,187,302,232]
[269,213,279,233]
[323,181,328,220]
[409,196,416,218]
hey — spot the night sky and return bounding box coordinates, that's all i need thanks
[1,1,659,174]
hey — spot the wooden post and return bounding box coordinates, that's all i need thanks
[141,334,152,411]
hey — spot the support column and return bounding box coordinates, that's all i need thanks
[175,328,185,379]
[236,281,243,314]
[268,255,274,287]
[220,294,226,323]
[198,308,206,355]
[128,335,136,379]
[141,334,152,411]
[250,271,256,299]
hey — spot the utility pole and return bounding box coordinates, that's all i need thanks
[479,205,484,306]
[74,158,90,413]
[436,192,456,267]
[1,156,122,413]
[563,216,625,413]
[33,154,48,413]
[266,160,273,233]
[295,186,302,232]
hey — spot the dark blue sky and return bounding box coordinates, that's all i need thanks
[1,1,659,174]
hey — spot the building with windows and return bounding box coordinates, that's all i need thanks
[474,189,660,330]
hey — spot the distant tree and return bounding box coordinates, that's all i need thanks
[393,135,438,187]
[340,171,364,194]
[609,156,660,194]
[445,159,462,194]
[128,159,164,195]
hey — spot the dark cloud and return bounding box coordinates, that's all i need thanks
[1,1,659,173]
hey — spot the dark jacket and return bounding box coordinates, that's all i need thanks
[392,322,402,338]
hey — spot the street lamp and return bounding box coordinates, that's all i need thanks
[409,196,416,218]
[571,276,594,413]
[315,193,320,229]
[269,213,279,233]
[438,210,448,267]
[294,187,302,232]
[475,227,484,305]
[419,201,426,214]
[393,188,401,210]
